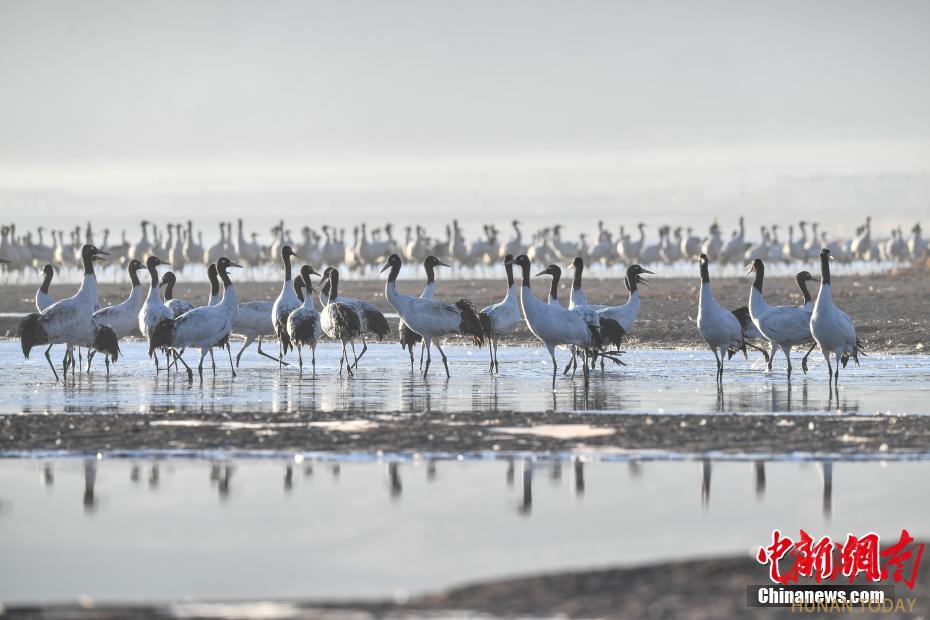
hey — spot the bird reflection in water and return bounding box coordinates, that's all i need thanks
[426,459,437,481]
[701,459,711,510]
[388,462,402,499]
[83,459,97,513]
[821,461,833,520]
[518,460,532,515]
[43,463,54,486]
[284,464,294,492]
[754,461,766,498]
[573,459,585,496]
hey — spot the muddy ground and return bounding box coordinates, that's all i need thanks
[2,267,928,352]
[6,551,927,619]
[2,409,928,457]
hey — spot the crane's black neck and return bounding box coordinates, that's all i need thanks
[821,253,831,286]
[329,271,340,300]
[572,262,583,290]
[386,262,400,284]
[163,276,175,300]
[424,261,436,284]
[700,261,710,284]
[294,278,305,303]
[128,264,140,287]
[796,275,812,303]
[519,262,531,288]
[626,268,638,295]
[40,269,53,294]
[147,263,159,294]
[549,269,561,301]
[302,274,314,297]
[282,253,292,282]
[752,263,764,293]
[219,264,233,288]
[208,265,219,298]
[82,252,96,277]
[505,262,514,287]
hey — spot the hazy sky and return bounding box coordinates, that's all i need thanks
[1,0,930,196]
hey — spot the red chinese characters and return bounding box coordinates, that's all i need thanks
[756,529,924,588]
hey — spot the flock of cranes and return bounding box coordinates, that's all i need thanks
[10,231,864,391]
[1,215,927,281]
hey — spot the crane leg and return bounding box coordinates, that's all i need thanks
[800,342,817,374]
[226,343,236,378]
[43,345,59,382]
[422,338,432,378]
[433,340,451,378]
[236,335,255,367]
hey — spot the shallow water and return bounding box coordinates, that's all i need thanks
[3,340,930,416]
[0,456,927,604]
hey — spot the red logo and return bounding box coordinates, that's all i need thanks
[757,529,924,589]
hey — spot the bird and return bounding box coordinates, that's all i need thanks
[205,263,222,306]
[793,270,820,372]
[271,245,300,368]
[138,255,174,372]
[398,255,450,368]
[381,253,484,378]
[696,254,746,385]
[88,258,146,371]
[160,271,195,318]
[149,257,243,382]
[319,268,362,375]
[810,248,863,389]
[35,263,55,311]
[18,245,119,381]
[594,264,653,332]
[287,265,323,373]
[478,254,522,373]
[746,258,814,379]
[511,255,602,387]
[319,266,390,368]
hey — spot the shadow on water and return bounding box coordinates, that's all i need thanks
[4,342,930,416]
[1,455,925,603]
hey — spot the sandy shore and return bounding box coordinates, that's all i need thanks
[2,267,927,353]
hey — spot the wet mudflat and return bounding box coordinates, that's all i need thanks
[1,456,928,610]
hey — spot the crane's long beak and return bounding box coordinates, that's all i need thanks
[96,250,110,256]
[230,262,244,269]
[534,270,548,277]
[437,260,452,268]
[309,267,321,276]
[745,263,754,273]
[380,261,392,273]
[641,268,654,275]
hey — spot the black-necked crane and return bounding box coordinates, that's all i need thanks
[160,272,195,318]
[149,257,242,382]
[811,248,863,389]
[696,254,746,385]
[320,268,362,375]
[271,245,300,368]
[381,253,483,378]
[478,254,521,373]
[746,258,814,379]
[89,258,146,372]
[319,266,390,369]
[36,263,55,311]
[287,264,323,373]
[138,255,173,372]
[512,255,600,387]
[19,245,119,381]
[398,255,450,368]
